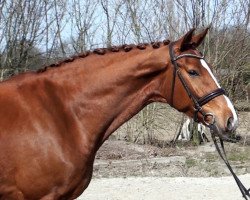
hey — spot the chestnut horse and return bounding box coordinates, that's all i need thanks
[0,28,238,199]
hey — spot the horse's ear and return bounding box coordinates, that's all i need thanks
[191,27,209,48]
[175,27,209,51]
[175,28,196,52]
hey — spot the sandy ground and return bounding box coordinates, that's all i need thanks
[78,174,250,200]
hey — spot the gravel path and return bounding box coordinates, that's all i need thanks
[78,174,250,200]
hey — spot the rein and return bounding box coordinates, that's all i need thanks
[210,127,250,200]
[168,42,250,199]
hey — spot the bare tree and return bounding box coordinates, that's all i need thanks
[100,0,123,47]
[69,0,98,53]
[0,0,56,79]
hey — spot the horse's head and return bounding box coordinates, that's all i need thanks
[167,28,238,139]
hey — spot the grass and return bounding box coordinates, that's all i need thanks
[227,150,250,163]
[185,158,197,168]
[204,153,218,162]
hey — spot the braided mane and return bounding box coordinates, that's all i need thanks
[37,40,171,73]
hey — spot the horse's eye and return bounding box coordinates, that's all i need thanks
[188,70,199,77]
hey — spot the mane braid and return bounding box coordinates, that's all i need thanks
[93,48,106,55]
[37,39,171,73]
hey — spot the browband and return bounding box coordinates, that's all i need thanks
[172,53,204,61]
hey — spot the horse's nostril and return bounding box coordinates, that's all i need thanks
[226,117,234,132]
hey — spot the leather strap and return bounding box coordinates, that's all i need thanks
[197,88,225,106]
[211,131,250,200]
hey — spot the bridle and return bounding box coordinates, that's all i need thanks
[168,42,250,200]
[168,42,225,126]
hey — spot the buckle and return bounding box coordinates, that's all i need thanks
[203,113,215,126]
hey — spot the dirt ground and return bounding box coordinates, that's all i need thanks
[78,110,250,199]
[79,175,250,200]
[77,140,250,200]
[94,140,250,178]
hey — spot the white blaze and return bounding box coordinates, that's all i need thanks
[224,95,238,127]
[200,59,220,88]
[200,59,238,126]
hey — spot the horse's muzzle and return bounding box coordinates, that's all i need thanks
[209,123,238,143]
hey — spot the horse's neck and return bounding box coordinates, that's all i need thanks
[44,46,169,148]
